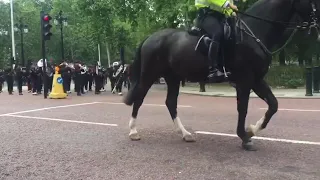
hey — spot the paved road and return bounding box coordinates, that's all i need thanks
[0,87,319,180]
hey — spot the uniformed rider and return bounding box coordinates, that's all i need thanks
[195,0,238,78]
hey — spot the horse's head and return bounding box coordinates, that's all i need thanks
[292,0,319,17]
[292,0,320,40]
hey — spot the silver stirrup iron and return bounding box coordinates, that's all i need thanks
[223,66,228,78]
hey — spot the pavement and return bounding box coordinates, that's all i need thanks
[180,83,320,99]
[0,83,319,180]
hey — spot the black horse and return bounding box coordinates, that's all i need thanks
[124,0,320,151]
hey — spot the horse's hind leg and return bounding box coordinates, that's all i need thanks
[129,80,154,141]
[164,75,195,142]
[247,80,278,137]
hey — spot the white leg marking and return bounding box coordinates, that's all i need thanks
[249,116,264,135]
[129,117,137,134]
[129,117,140,140]
[174,117,195,142]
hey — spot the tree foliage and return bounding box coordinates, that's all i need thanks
[0,0,319,68]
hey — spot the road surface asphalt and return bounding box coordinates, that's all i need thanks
[0,87,319,180]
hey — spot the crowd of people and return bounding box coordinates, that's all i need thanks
[0,60,130,96]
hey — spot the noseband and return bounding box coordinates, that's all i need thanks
[296,1,319,32]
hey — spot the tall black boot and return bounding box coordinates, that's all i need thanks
[208,41,224,78]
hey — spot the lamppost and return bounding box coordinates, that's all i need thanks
[14,20,28,66]
[54,10,68,60]
[0,29,8,66]
[119,27,125,65]
[0,28,13,67]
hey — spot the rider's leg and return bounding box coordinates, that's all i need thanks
[201,14,224,78]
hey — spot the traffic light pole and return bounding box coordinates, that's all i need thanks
[20,27,25,66]
[40,10,48,99]
[60,23,64,60]
[119,27,125,65]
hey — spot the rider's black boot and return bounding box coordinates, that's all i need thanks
[208,41,224,79]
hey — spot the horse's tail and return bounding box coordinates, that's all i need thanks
[123,37,148,106]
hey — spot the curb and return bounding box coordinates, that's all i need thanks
[180,91,320,99]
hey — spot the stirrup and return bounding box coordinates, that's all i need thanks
[195,35,205,51]
[222,66,229,78]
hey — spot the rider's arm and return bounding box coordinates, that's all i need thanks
[207,0,229,8]
[223,1,230,8]
[223,1,238,11]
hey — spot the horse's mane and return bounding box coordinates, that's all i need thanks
[245,0,285,15]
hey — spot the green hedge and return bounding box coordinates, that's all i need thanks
[265,65,305,89]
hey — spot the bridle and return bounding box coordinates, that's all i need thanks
[236,0,320,55]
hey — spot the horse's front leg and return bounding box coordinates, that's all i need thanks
[235,86,254,151]
[247,80,278,138]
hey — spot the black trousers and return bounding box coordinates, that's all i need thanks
[37,75,42,93]
[48,76,53,92]
[62,75,71,92]
[88,76,93,91]
[81,74,87,92]
[74,73,82,94]
[110,77,116,92]
[198,9,224,68]
[95,76,102,93]
[6,76,13,93]
[116,77,123,93]
[27,77,32,91]
[16,76,23,93]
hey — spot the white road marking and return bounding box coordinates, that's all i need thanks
[0,102,101,116]
[195,131,320,145]
[0,101,192,118]
[260,108,320,112]
[100,102,192,108]
[5,114,118,127]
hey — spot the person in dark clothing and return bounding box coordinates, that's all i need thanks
[59,63,72,94]
[15,66,23,95]
[108,65,117,93]
[29,66,38,95]
[94,67,104,94]
[25,69,32,93]
[5,68,14,95]
[122,64,130,90]
[0,69,4,93]
[74,63,82,96]
[112,62,126,95]
[87,68,94,91]
[31,67,42,95]
[115,75,124,95]
[47,66,54,93]
[80,67,87,94]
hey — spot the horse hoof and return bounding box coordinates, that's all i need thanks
[241,140,257,151]
[129,133,141,141]
[183,134,196,142]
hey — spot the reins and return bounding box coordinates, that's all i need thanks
[236,11,300,27]
[233,2,318,56]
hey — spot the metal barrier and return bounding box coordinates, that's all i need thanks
[305,67,313,96]
[306,67,313,96]
[313,66,320,93]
